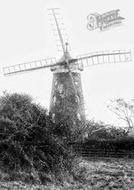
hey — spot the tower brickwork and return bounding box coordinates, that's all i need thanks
[49,70,85,123]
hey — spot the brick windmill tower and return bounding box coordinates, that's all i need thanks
[3,8,132,124]
[49,42,85,123]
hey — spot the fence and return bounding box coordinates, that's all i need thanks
[72,144,134,158]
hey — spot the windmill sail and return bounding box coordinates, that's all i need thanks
[48,8,69,54]
[3,57,57,76]
[75,50,132,69]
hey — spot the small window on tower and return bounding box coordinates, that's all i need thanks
[77,113,81,120]
[55,80,58,86]
[75,81,78,86]
[53,96,56,105]
[58,84,64,94]
[76,95,80,103]
[52,113,55,120]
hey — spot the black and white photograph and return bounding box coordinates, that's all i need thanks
[0,0,134,189]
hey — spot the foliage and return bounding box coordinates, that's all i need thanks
[0,157,134,189]
[50,108,88,144]
[74,135,134,158]
[72,120,134,158]
[0,92,74,183]
[83,120,127,141]
[108,98,134,133]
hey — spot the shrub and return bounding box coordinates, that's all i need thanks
[84,120,127,141]
[0,92,74,183]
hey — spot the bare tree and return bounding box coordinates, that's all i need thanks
[108,98,134,133]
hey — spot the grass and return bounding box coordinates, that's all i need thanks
[73,157,134,189]
[0,157,134,189]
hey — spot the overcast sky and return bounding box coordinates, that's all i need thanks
[0,0,134,126]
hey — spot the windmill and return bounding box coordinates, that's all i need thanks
[3,8,132,125]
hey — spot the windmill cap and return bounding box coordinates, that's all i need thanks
[59,52,73,62]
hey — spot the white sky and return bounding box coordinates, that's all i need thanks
[0,0,134,126]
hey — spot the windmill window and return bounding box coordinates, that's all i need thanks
[75,81,78,86]
[58,84,64,93]
[53,96,56,104]
[76,95,80,103]
[52,113,55,120]
[77,113,81,120]
[55,81,58,86]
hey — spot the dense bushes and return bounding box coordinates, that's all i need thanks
[84,121,128,140]
[0,93,74,183]
[73,121,134,158]
[74,136,134,158]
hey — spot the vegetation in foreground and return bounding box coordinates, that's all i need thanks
[0,92,74,184]
[0,92,134,189]
[0,157,134,189]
